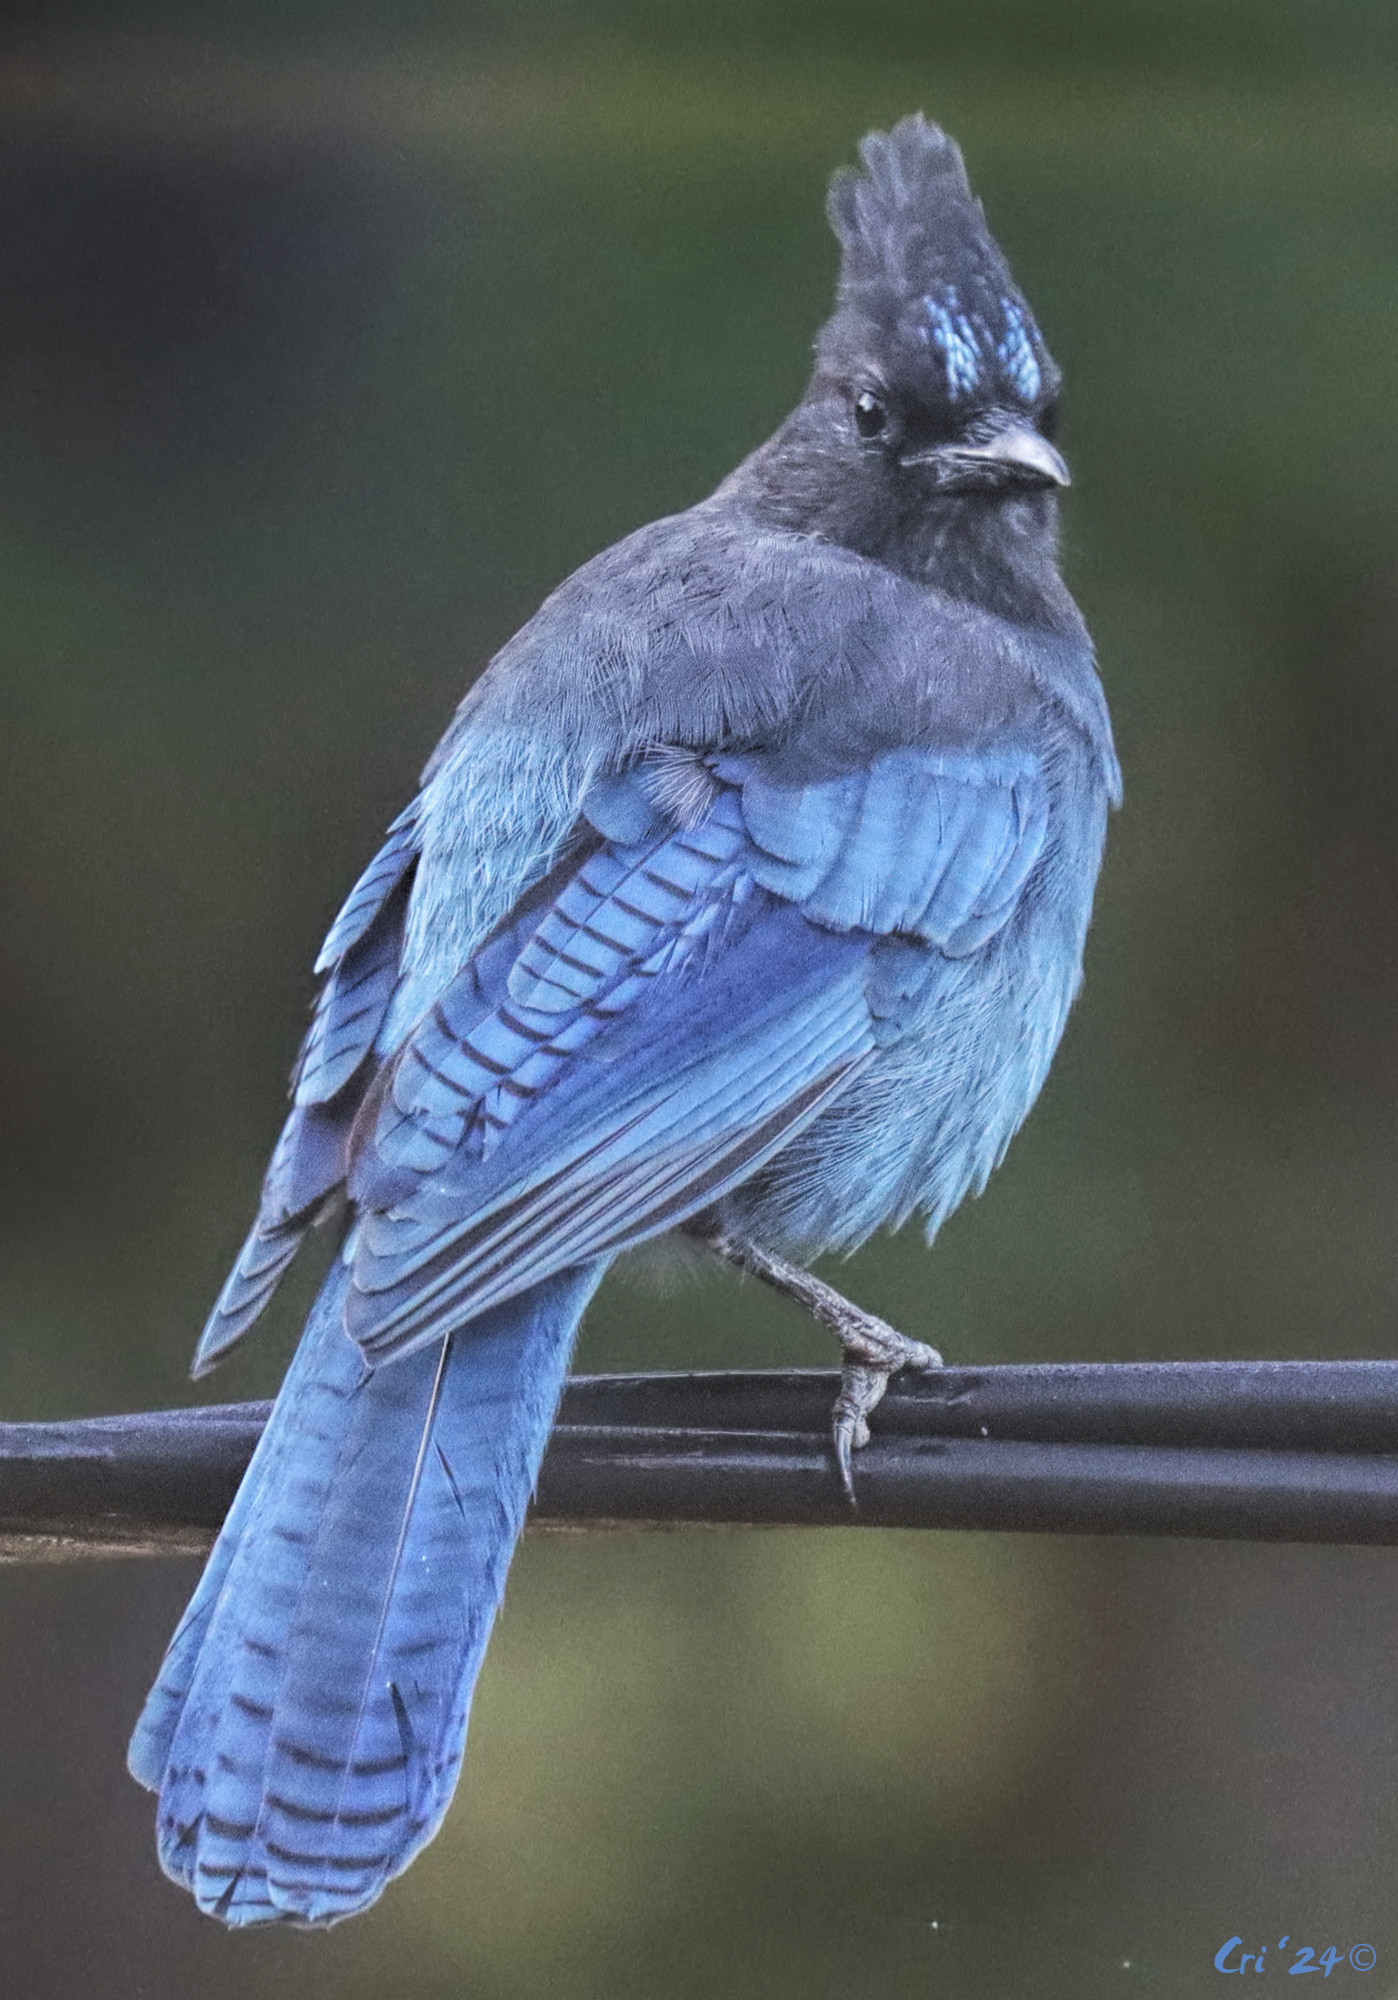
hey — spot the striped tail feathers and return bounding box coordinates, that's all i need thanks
[134,1258,604,1927]
[127,1282,344,1793]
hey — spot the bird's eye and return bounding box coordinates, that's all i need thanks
[1036,400,1061,443]
[853,390,888,440]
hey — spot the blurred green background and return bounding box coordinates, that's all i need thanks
[3,3,1398,1995]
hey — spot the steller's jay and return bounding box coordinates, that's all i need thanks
[129,113,1119,1927]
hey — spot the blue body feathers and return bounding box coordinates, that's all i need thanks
[131,115,1118,1926]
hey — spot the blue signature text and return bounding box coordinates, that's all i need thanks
[1215,1938,1376,1977]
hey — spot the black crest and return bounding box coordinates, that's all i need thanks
[820,114,1057,415]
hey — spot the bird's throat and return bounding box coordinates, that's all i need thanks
[883,489,1067,625]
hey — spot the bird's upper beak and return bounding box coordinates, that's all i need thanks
[902,420,1070,491]
[956,423,1070,487]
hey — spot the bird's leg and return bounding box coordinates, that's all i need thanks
[702,1233,943,1504]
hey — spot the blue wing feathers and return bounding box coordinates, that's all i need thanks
[347,971,872,1359]
[506,794,749,1014]
[312,803,421,976]
[192,1099,359,1373]
[325,750,1046,1355]
[366,797,758,1195]
[192,823,420,1372]
[262,1100,354,1222]
[726,745,1046,941]
[734,767,861,878]
[294,901,406,1108]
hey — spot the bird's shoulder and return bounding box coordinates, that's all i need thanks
[385,501,1115,1026]
[430,497,1110,781]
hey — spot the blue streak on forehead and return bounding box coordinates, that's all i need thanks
[921,293,982,401]
[995,299,1043,402]
[920,290,1046,406]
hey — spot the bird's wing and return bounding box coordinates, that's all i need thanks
[716,741,1048,953]
[311,799,423,978]
[193,804,425,1369]
[340,744,1049,1363]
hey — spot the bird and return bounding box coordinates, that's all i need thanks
[128,112,1120,1928]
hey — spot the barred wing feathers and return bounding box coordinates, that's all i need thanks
[339,745,1047,1362]
[192,806,422,1374]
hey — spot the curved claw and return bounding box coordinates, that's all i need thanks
[699,1232,943,1508]
[831,1345,944,1508]
[832,1362,884,1509]
[834,1423,857,1507]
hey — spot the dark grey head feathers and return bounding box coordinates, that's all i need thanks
[821,115,1059,427]
[731,114,1073,625]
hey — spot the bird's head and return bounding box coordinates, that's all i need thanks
[740,116,1071,607]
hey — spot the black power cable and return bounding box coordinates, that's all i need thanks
[4,1361,1398,1560]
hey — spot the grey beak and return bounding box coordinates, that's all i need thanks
[902,423,1071,489]
[951,424,1070,488]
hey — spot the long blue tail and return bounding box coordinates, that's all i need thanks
[128,1254,602,1927]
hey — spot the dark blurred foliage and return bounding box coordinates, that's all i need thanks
[2,4,1398,1996]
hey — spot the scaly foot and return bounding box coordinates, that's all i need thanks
[702,1234,943,1503]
